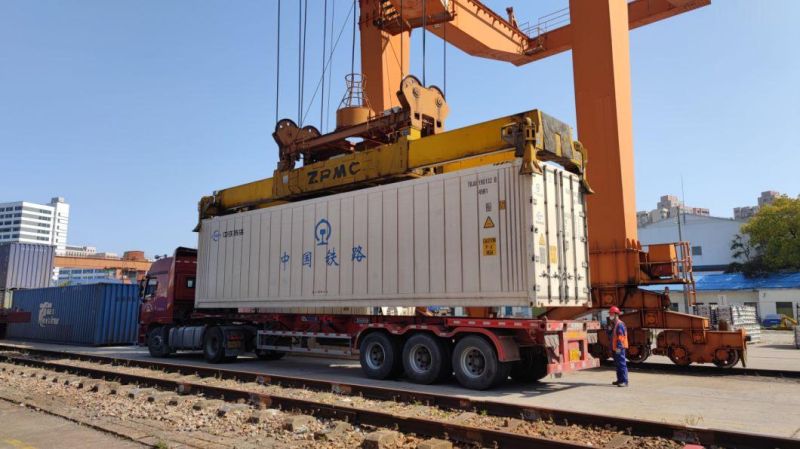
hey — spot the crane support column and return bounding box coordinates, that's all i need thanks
[571,0,637,250]
[359,0,410,114]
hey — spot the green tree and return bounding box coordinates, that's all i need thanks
[731,197,800,274]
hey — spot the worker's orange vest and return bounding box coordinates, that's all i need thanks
[612,321,629,349]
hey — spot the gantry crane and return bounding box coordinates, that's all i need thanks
[200,0,747,367]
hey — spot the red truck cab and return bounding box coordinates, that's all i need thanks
[138,247,197,344]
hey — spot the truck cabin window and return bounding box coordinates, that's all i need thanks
[144,278,158,298]
[186,277,196,289]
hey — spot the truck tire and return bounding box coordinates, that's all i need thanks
[147,327,171,358]
[203,326,226,364]
[402,333,451,384]
[452,335,506,390]
[359,332,401,380]
[510,349,547,383]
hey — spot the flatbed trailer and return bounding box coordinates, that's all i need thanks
[139,248,599,390]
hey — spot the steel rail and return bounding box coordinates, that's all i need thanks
[0,353,591,449]
[603,360,800,379]
[1,345,797,449]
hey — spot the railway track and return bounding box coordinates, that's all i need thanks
[0,344,797,449]
[605,360,800,379]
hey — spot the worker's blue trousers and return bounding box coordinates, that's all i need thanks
[613,349,629,384]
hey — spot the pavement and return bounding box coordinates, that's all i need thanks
[0,400,144,449]
[3,331,800,439]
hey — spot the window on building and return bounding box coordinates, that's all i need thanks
[691,246,703,256]
[669,303,679,311]
[776,302,795,319]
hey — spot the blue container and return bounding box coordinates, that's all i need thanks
[7,283,140,346]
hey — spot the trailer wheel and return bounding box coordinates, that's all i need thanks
[402,333,451,384]
[359,332,401,380]
[452,335,506,390]
[147,327,171,358]
[256,349,286,361]
[203,326,226,364]
[510,349,547,383]
[712,347,740,368]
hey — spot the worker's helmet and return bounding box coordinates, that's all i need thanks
[609,306,621,316]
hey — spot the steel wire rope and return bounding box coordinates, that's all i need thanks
[320,0,328,130]
[298,2,356,129]
[325,0,336,131]
[275,0,281,123]
[300,0,309,125]
[422,0,427,86]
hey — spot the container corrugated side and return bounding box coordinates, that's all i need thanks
[0,243,55,291]
[6,283,139,345]
[196,159,590,309]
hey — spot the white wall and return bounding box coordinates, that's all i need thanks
[639,215,746,269]
[758,289,800,319]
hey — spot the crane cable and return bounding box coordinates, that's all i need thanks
[300,1,356,125]
[422,0,427,86]
[443,9,447,98]
[297,1,302,123]
[300,0,309,126]
[275,0,281,123]
[325,1,336,131]
[320,0,328,129]
[350,0,356,77]
[400,0,404,77]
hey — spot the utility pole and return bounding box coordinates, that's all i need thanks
[678,176,690,314]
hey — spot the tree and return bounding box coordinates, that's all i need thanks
[730,197,800,274]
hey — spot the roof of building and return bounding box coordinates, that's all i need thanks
[640,272,800,292]
[694,272,800,291]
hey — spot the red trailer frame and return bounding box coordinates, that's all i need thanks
[139,248,599,390]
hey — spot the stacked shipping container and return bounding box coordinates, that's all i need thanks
[0,243,55,292]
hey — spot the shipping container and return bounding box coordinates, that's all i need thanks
[0,243,55,291]
[196,160,590,309]
[7,283,139,346]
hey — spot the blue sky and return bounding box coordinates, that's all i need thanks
[1,1,798,257]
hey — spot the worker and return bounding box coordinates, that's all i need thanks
[608,306,629,387]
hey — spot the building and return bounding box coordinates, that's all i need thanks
[57,267,122,285]
[637,195,709,227]
[639,214,746,272]
[0,197,69,254]
[733,190,784,220]
[694,272,800,320]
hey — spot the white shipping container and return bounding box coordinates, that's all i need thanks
[196,160,590,309]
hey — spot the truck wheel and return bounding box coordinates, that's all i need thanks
[510,349,547,383]
[147,327,171,358]
[402,333,451,384]
[203,326,226,364]
[452,335,505,390]
[256,349,287,361]
[359,332,401,380]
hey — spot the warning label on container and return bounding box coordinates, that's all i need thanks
[483,216,495,229]
[482,237,497,256]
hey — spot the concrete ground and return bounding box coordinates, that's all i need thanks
[0,400,144,449]
[3,333,800,439]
